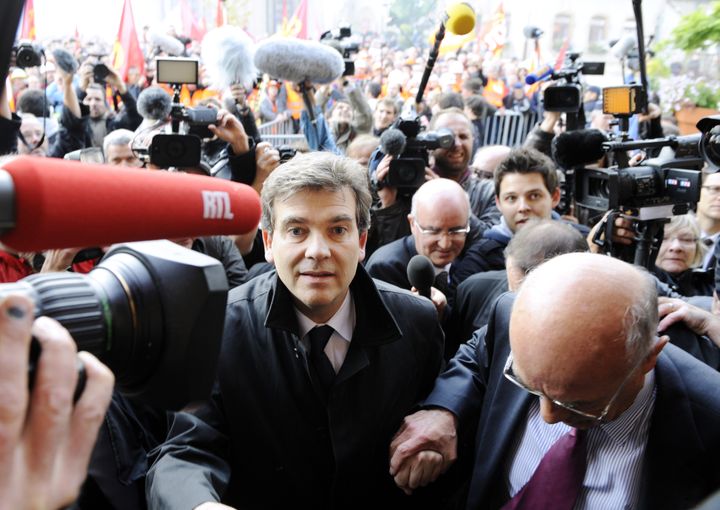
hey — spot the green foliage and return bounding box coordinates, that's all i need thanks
[388,0,436,49]
[670,1,720,51]
[684,81,720,109]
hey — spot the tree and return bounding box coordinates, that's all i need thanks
[670,1,720,51]
[387,0,436,49]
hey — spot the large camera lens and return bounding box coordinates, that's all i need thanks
[15,44,42,68]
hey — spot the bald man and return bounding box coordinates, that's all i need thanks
[365,178,487,300]
[389,253,720,509]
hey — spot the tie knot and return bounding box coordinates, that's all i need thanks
[309,325,334,353]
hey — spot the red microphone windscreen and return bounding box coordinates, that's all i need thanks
[1,156,261,252]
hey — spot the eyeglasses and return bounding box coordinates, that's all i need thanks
[662,235,698,246]
[502,351,642,423]
[413,219,470,239]
[702,185,720,196]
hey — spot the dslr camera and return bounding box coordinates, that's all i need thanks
[320,26,359,77]
[12,41,43,69]
[150,58,217,169]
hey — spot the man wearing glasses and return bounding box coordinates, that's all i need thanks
[696,171,720,270]
[365,178,487,306]
[389,252,720,509]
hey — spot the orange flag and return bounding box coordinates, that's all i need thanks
[111,0,145,82]
[279,0,308,39]
[20,0,36,40]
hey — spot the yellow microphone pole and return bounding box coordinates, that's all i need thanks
[415,2,475,107]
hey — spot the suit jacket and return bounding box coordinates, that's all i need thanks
[424,293,720,510]
[147,265,444,510]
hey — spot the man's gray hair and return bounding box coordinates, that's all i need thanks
[103,129,135,157]
[623,269,659,364]
[261,151,372,233]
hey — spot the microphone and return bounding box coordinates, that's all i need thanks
[610,35,637,60]
[525,64,554,85]
[150,32,186,57]
[380,128,407,157]
[254,38,344,84]
[407,255,435,299]
[551,129,609,169]
[137,86,172,122]
[201,26,256,90]
[51,48,78,74]
[0,156,261,252]
[444,2,476,35]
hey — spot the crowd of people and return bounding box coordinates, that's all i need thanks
[1,14,720,510]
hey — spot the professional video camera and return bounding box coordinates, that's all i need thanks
[320,25,359,77]
[541,52,604,130]
[378,117,454,194]
[149,57,217,168]
[1,240,228,410]
[12,40,43,68]
[563,87,720,268]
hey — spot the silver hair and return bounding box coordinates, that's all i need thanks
[102,129,135,156]
[663,213,706,268]
[622,268,659,364]
[261,151,371,233]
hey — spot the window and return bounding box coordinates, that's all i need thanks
[588,15,607,53]
[552,13,572,51]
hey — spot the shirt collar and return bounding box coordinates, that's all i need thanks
[598,369,656,446]
[294,291,355,344]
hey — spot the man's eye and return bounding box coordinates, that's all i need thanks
[504,196,516,203]
[288,227,304,236]
[331,226,348,236]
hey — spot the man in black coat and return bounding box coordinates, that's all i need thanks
[147,152,444,509]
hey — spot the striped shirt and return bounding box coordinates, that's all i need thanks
[504,370,656,510]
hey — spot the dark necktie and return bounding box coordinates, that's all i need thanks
[501,428,588,510]
[308,325,336,394]
[434,270,450,297]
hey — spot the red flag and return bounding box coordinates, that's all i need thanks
[280,0,308,39]
[20,0,36,40]
[181,0,207,41]
[216,0,225,27]
[111,0,145,82]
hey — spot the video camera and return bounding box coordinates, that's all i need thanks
[12,41,43,69]
[150,57,217,168]
[1,240,228,410]
[542,52,604,129]
[320,25,359,77]
[377,116,454,194]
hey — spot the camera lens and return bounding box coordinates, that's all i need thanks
[166,140,186,159]
[397,164,418,184]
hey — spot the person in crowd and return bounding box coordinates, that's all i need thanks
[652,214,713,297]
[146,152,443,509]
[102,128,143,167]
[389,252,720,509]
[502,82,533,114]
[372,97,399,137]
[257,79,289,124]
[15,88,59,144]
[346,134,379,169]
[470,144,511,180]
[318,80,373,154]
[696,171,720,271]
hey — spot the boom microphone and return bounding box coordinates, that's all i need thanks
[525,64,554,85]
[0,156,261,252]
[137,86,172,122]
[380,128,407,157]
[444,3,476,35]
[254,38,344,84]
[201,26,256,90]
[150,32,186,57]
[551,129,609,169]
[51,48,78,74]
[610,35,637,60]
[407,255,435,299]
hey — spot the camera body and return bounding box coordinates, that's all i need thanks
[320,26,359,77]
[13,42,43,69]
[543,53,604,113]
[386,117,454,192]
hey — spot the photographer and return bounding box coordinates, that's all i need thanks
[75,57,142,148]
[0,293,114,510]
[316,78,373,154]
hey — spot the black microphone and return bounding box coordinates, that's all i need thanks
[551,129,609,169]
[407,255,436,299]
[380,128,407,157]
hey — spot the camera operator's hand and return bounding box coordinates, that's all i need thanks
[587,210,635,253]
[209,109,250,155]
[254,141,280,194]
[40,248,83,273]
[105,64,127,95]
[0,294,114,510]
[658,297,720,347]
[77,58,95,92]
[227,84,247,109]
[539,110,562,134]
[375,154,398,209]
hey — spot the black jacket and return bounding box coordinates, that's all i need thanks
[147,265,444,509]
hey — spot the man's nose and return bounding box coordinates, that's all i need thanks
[517,197,531,211]
[305,232,331,259]
[436,232,452,249]
[539,396,570,425]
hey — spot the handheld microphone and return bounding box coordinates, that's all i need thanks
[137,86,173,122]
[379,128,407,157]
[407,255,436,299]
[551,129,609,169]
[525,64,554,85]
[201,26,256,90]
[0,156,261,252]
[444,3,476,35]
[254,38,344,84]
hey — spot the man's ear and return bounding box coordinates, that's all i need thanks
[261,229,274,264]
[642,335,669,374]
[358,229,368,262]
[551,187,561,208]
